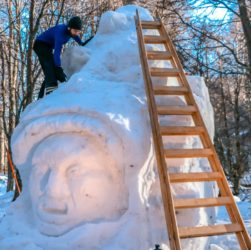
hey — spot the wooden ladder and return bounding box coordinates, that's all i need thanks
[134,10,251,250]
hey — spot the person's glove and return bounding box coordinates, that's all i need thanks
[55,66,67,82]
[81,35,94,46]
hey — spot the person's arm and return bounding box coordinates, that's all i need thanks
[81,36,94,46]
[72,35,82,45]
[72,35,94,46]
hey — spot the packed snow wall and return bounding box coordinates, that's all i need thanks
[0,5,217,250]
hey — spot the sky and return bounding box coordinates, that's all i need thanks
[191,0,230,20]
[202,7,228,20]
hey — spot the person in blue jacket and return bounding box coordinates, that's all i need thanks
[33,16,93,99]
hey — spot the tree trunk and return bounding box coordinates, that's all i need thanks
[0,116,5,173]
[238,0,251,77]
[26,0,35,105]
[232,175,241,195]
[238,0,251,116]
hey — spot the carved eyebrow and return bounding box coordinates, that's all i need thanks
[32,162,49,171]
[66,164,81,174]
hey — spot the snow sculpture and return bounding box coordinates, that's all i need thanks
[30,134,128,237]
[0,5,216,250]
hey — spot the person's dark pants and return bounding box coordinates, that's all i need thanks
[33,40,58,99]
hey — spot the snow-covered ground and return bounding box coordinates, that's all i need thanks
[0,174,250,249]
[210,201,251,249]
[0,175,13,221]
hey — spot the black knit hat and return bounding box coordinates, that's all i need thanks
[68,16,82,30]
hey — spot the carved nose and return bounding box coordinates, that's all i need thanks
[44,170,70,199]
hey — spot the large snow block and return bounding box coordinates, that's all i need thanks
[0,5,216,250]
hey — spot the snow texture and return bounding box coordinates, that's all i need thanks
[0,176,14,220]
[0,5,220,250]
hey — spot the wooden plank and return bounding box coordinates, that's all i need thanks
[144,35,166,44]
[174,197,232,209]
[150,67,181,77]
[179,223,243,238]
[164,149,213,158]
[169,172,222,183]
[160,126,204,135]
[153,86,188,95]
[147,51,173,60]
[141,21,161,29]
[157,105,197,115]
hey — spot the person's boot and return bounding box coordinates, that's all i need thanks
[44,86,57,96]
[153,245,162,250]
[44,82,58,96]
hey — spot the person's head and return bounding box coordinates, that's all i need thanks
[30,133,128,236]
[68,28,81,36]
[68,16,82,36]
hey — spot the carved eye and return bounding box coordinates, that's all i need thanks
[68,165,79,175]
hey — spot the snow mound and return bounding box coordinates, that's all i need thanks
[0,4,216,250]
[61,46,90,78]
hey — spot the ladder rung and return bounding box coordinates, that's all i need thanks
[147,51,173,60]
[157,105,197,115]
[179,223,243,238]
[141,21,161,29]
[174,197,232,209]
[144,35,166,44]
[169,172,222,183]
[150,67,181,77]
[160,126,204,135]
[164,149,213,158]
[153,86,188,95]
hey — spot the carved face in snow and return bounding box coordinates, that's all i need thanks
[29,133,128,236]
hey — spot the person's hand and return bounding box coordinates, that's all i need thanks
[55,66,67,82]
[81,35,94,46]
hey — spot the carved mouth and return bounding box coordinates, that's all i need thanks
[42,206,68,215]
[36,202,69,225]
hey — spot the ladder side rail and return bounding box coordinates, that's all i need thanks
[135,10,181,250]
[157,19,251,249]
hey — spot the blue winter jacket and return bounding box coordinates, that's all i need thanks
[36,24,82,67]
